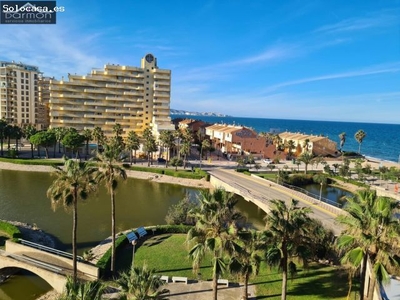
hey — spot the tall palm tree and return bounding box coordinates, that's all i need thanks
[82,129,92,160]
[286,140,295,157]
[92,126,105,153]
[313,173,328,202]
[297,152,313,174]
[0,118,7,156]
[117,264,169,300]
[264,199,312,300]
[339,132,346,151]
[158,130,175,163]
[187,188,244,300]
[142,128,157,166]
[23,124,37,158]
[228,230,265,300]
[125,130,140,165]
[47,159,98,283]
[354,130,366,154]
[336,189,400,299]
[93,136,127,275]
[200,139,211,169]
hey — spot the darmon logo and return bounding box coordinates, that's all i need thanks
[0,1,63,24]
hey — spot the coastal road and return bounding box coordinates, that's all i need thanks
[209,169,343,235]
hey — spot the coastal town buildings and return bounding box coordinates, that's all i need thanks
[48,53,174,137]
[0,61,41,127]
[278,131,338,157]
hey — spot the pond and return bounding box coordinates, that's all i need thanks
[0,168,265,299]
[300,183,353,207]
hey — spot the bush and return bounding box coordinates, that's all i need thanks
[96,234,128,272]
[236,168,250,173]
[165,197,196,225]
[0,220,22,241]
[287,174,314,186]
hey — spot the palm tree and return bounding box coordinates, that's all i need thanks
[313,173,328,202]
[187,188,244,300]
[58,277,106,300]
[92,126,105,153]
[286,140,295,157]
[336,189,400,299]
[180,141,191,169]
[93,137,127,275]
[297,152,313,174]
[302,138,310,153]
[125,130,140,165]
[47,159,98,283]
[82,129,92,160]
[354,130,366,154]
[23,124,37,158]
[142,128,157,166]
[228,230,265,300]
[53,127,67,154]
[117,265,169,300]
[12,125,23,154]
[264,199,312,300]
[339,132,346,151]
[158,130,175,163]
[0,118,7,156]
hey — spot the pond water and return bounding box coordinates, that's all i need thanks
[301,183,353,206]
[0,168,265,299]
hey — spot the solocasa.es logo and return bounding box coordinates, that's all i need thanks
[1,1,62,24]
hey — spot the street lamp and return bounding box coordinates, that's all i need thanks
[131,239,138,269]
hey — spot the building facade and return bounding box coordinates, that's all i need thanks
[0,61,41,126]
[49,53,174,137]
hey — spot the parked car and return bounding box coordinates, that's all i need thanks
[263,158,272,164]
[157,158,166,163]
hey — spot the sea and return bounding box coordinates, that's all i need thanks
[171,115,400,164]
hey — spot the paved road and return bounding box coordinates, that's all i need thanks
[209,169,343,235]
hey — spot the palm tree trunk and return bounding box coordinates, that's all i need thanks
[30,144,34,159]
[111,191,116,275]
[44,147,49,159]
[212,274,218,300]
[134,150,137,164]
[360,253,368,300]
[72,193,78,284]
[243,272,249,299]
[281,247,288,300]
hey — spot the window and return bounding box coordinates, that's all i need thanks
[25,85,28,89]
[25,73,29,78]
[25,80,28,84]
[21,91,24,95]
[21,79,24,83]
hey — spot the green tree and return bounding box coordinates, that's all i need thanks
[297,152,314,174]
[313,173,328,202]
[53,127,67,154]
[336,190,400,299]
[82,129,92,160]
[158,130,175,163]
[30,130,56,159]
[125,130,140,165]
[142,128,157,167]
[23,124,37,158]
[187,189,244,300]
[228,230,265,300]
[47,159,98,283]
[0,118,7,156]
[93,137,127,275]
[354,130,366,154]
[200,138,211,169]
[169,156,183,171]
[12,125,23,154]
[264,199,312,300]
[92,126,105,153]
[286,140,295,157]
[62,129,85,159]
[117,265,169,300]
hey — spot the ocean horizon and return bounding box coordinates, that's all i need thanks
[171,114,400,164]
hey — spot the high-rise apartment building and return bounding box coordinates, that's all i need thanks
[0,61,40,126]
[49,53,174,137]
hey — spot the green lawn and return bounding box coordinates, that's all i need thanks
[116,234,358,299]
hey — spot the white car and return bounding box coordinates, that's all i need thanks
[263,159,272,164]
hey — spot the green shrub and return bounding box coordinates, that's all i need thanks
[236,168,250,173]
[0,157,63,166]
[0,221,22,241]
[96,234,128,272]
[287,174,314,186]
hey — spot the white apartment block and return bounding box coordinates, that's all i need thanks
[49,53,174,137]
[0,61,40,126]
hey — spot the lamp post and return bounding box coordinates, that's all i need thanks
[131,239,137,269]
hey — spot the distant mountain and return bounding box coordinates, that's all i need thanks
[170,109,230,117]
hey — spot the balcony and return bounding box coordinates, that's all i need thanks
[123,78,144,84]
[153,74,170,80]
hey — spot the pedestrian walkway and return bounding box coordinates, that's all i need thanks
[164,281,256,300]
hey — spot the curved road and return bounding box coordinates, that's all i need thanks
[209,169,343,235]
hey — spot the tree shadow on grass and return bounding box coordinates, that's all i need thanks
[287,267,350,299]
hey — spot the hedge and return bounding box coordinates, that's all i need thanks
[0,220,22,241]
[123,165,209,181]
[96,234,128,271]
[0,157,63,167]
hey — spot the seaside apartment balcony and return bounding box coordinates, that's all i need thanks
[84,113,108,118]
[154,69,170,74]
[154,87,170,92]
[124,91,143,96]
[153,99,169,104]
[153,74,170,80]
[123,78,144,84]
[84,101,112,107]
[122,115,142,120]
[105,83,127,89]
[105,108,128,113]
[123,103,142,108]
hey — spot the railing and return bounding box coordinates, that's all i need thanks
[19,239,83,261]
[281,182,343,208]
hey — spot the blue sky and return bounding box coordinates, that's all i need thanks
[1,0,399,123]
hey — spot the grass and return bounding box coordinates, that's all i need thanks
[116,234,358,299]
